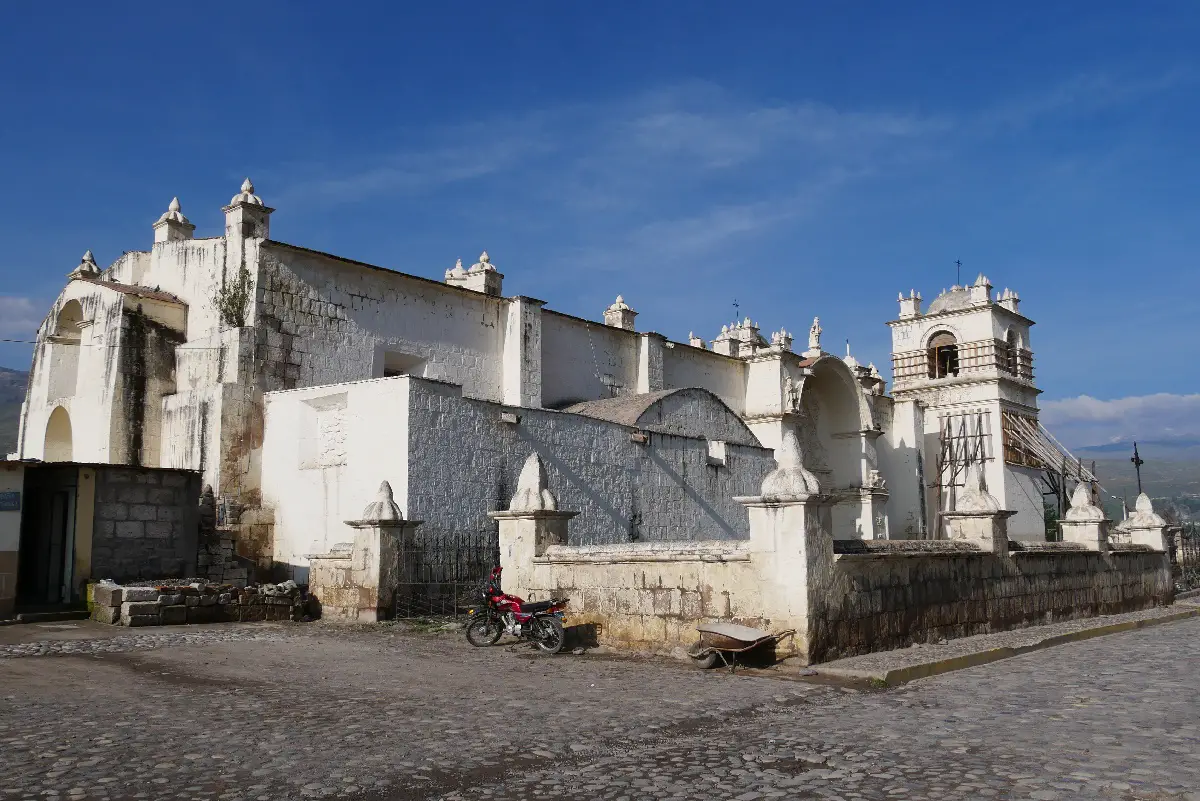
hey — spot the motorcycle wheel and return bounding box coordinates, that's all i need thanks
[466,616,503,647]
[533,616,566,654]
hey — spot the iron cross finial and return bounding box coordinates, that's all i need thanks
[1131,442,1145,495]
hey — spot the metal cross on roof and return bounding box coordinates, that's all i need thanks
[1131,442,1145,495]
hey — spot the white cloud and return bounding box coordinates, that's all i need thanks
[1041,393,1200,447]
[0,296,40,337]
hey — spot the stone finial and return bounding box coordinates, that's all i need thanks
[67,250,101,280]
[509,453,558,512]
[157,197,190,225]
[361,481,404,522]
[1126,492,1165,527]
[956,465,1001,513]
[898,289,924,319]
[230,177,264,207]
[1065,481,1105,522]
[688,332,706,349]
[154,196,196,243]
[447,252,503,295]
[760,430,820,497]
[604,295,637,331]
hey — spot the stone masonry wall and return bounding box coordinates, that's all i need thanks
[406,380,776,550]
[813,545,1173,662]
[90,466,202,582]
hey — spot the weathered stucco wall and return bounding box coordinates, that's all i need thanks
[261,376,775,580]
[405,379,775,550]
[90,465,201,582]
[539,311,639,409]
[257,243,508,399]
[661,343,748,415]
[260,378,410,575]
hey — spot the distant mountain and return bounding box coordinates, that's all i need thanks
[1075,438,1200,461]
[0,366,27,454]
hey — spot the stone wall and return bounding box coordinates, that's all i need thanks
[405,379,775,549]
[89,579,303,626]
[813,543,1173,662]
[262,376,777,579]
[504,484,1175,663]
[90,466,201,582]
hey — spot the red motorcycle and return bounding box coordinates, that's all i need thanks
[465,567,569,654]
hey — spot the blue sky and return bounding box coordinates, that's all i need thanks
[1,2,1198,447]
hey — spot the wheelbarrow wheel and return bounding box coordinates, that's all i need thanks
[688,644,721,669]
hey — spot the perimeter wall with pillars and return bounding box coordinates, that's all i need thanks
[501,499,1174,663]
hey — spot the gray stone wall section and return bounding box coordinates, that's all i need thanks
[405,380,774,549]
[814,549,1173,662]
[90,466,201,582]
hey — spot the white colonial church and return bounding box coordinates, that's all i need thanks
[14,180,1050,579]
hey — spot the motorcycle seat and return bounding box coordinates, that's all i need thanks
[519,600,557,614]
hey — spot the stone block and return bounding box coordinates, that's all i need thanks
[145,522,173,539]
[158,594,184,606]
[123,601,161,616]
[93,584,123,608]
[123,586,159,602]
[185,595,200,607]
[160,605,188,625]
[98,503,129,521]
[130,505,158,522]
[117,487,149,504]
[199,594,218,606]
[218,593,232,604]
[162,472,189,487]
[91,605,122,625]
[123,614,159,627]
[148,488,177,505]
[187,606,217,624]
[115,521,144,539]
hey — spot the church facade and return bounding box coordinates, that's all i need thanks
[15,180,1048,581]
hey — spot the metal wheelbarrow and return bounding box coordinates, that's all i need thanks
[687,622,796,672]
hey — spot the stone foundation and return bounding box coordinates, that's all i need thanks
[88,579,306,626]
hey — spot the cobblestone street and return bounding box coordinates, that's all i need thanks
[2,617,1199,801]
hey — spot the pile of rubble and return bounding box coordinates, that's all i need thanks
[89,579,308,627]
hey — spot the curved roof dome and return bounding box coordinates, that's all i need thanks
[564,387,761,447]
[927,285,971,314]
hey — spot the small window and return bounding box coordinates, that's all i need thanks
[927,332,958,379]
[381,351,426,378]
[1004,329,1019,374]
[707,440,727,467]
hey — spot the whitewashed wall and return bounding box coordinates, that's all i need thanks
[540,311,639,408]
[661,343,746,414]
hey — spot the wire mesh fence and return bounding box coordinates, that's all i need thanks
[392,537,499,619]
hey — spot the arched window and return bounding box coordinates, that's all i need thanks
[44,406,73,462]
[927,331,959,379]
[1005,329,1019,374]
[54,300,84,342]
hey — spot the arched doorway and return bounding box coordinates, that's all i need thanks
[795,358,869,489]
[795,357,876,538]
[44,407,73,462]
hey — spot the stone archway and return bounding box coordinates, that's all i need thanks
[44,406,73,462]
[796,357,869,491]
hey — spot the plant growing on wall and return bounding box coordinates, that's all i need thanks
[215,266,252,328]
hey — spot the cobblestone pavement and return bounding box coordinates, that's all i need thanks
[1,618,1198,801]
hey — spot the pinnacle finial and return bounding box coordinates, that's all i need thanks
[509,453,559,512]
[68,250,101,280]
[479,251,489,263]
[760,430,821,497]
[241,177,254,194]
[82,250,95,264]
